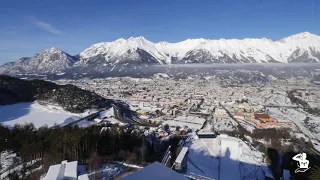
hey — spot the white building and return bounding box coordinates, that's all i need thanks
[43,160,78,180]
[163,116,206,131]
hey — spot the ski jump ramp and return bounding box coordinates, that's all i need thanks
[220,138,241,180]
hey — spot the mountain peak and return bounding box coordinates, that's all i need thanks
[42,47,64,54]
[127,36,149,42]
[290,31,315,38]
[115,38,126,43]
[279,32,318,42]
[158,41,169,45]
[297,31,313,36]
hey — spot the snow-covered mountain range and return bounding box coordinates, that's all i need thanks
[1,32,320,74]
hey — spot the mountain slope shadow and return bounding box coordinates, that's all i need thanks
[0,102,32,127]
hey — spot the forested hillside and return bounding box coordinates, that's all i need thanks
[0,123,146,179]
[0,75,108,113]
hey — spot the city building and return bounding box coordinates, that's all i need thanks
[234,113,245,120]
[197,129,217,138]
[254,113,272,122]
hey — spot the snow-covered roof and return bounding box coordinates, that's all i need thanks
[197,129,215,135]
[43,160,78,180]
[64,161,78,179]
[174,116,206,125]
[123,162,188,180]
[78,174,89,180]
[43,164,63,180]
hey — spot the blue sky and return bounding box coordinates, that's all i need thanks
[0,0,319,64]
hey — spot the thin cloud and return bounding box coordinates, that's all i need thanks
[28,16,64,35]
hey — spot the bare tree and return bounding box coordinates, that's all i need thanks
[126,151,137,163]
[88,152,101,173]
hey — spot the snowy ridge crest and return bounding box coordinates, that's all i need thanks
[1,32,320,75]
[79,32,320,65]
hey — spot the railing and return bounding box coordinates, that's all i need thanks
[161,145,171,166]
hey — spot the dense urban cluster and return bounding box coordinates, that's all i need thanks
[56,75,319,136]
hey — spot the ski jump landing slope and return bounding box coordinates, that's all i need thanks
[220,138,241,180]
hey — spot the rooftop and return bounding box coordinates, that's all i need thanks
[43,164,62,180]
[234,113,244,117]
[255,113,271,119]
[123,162,188,180]
[78,174,89,180]
[64,161,78,178]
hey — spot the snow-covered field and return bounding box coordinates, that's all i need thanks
[268,107,319,140]
[249,91,293,106]
[0,102,81,128]
[267,107,320,152]
[268,107,305,123]
[212,117,239,132]
[187,135,272,180]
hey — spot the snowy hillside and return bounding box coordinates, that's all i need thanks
[0,102,81,128]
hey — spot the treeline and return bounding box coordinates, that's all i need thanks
[287,89,309,107]
[287,89,320,116]
[0,123,144,165]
